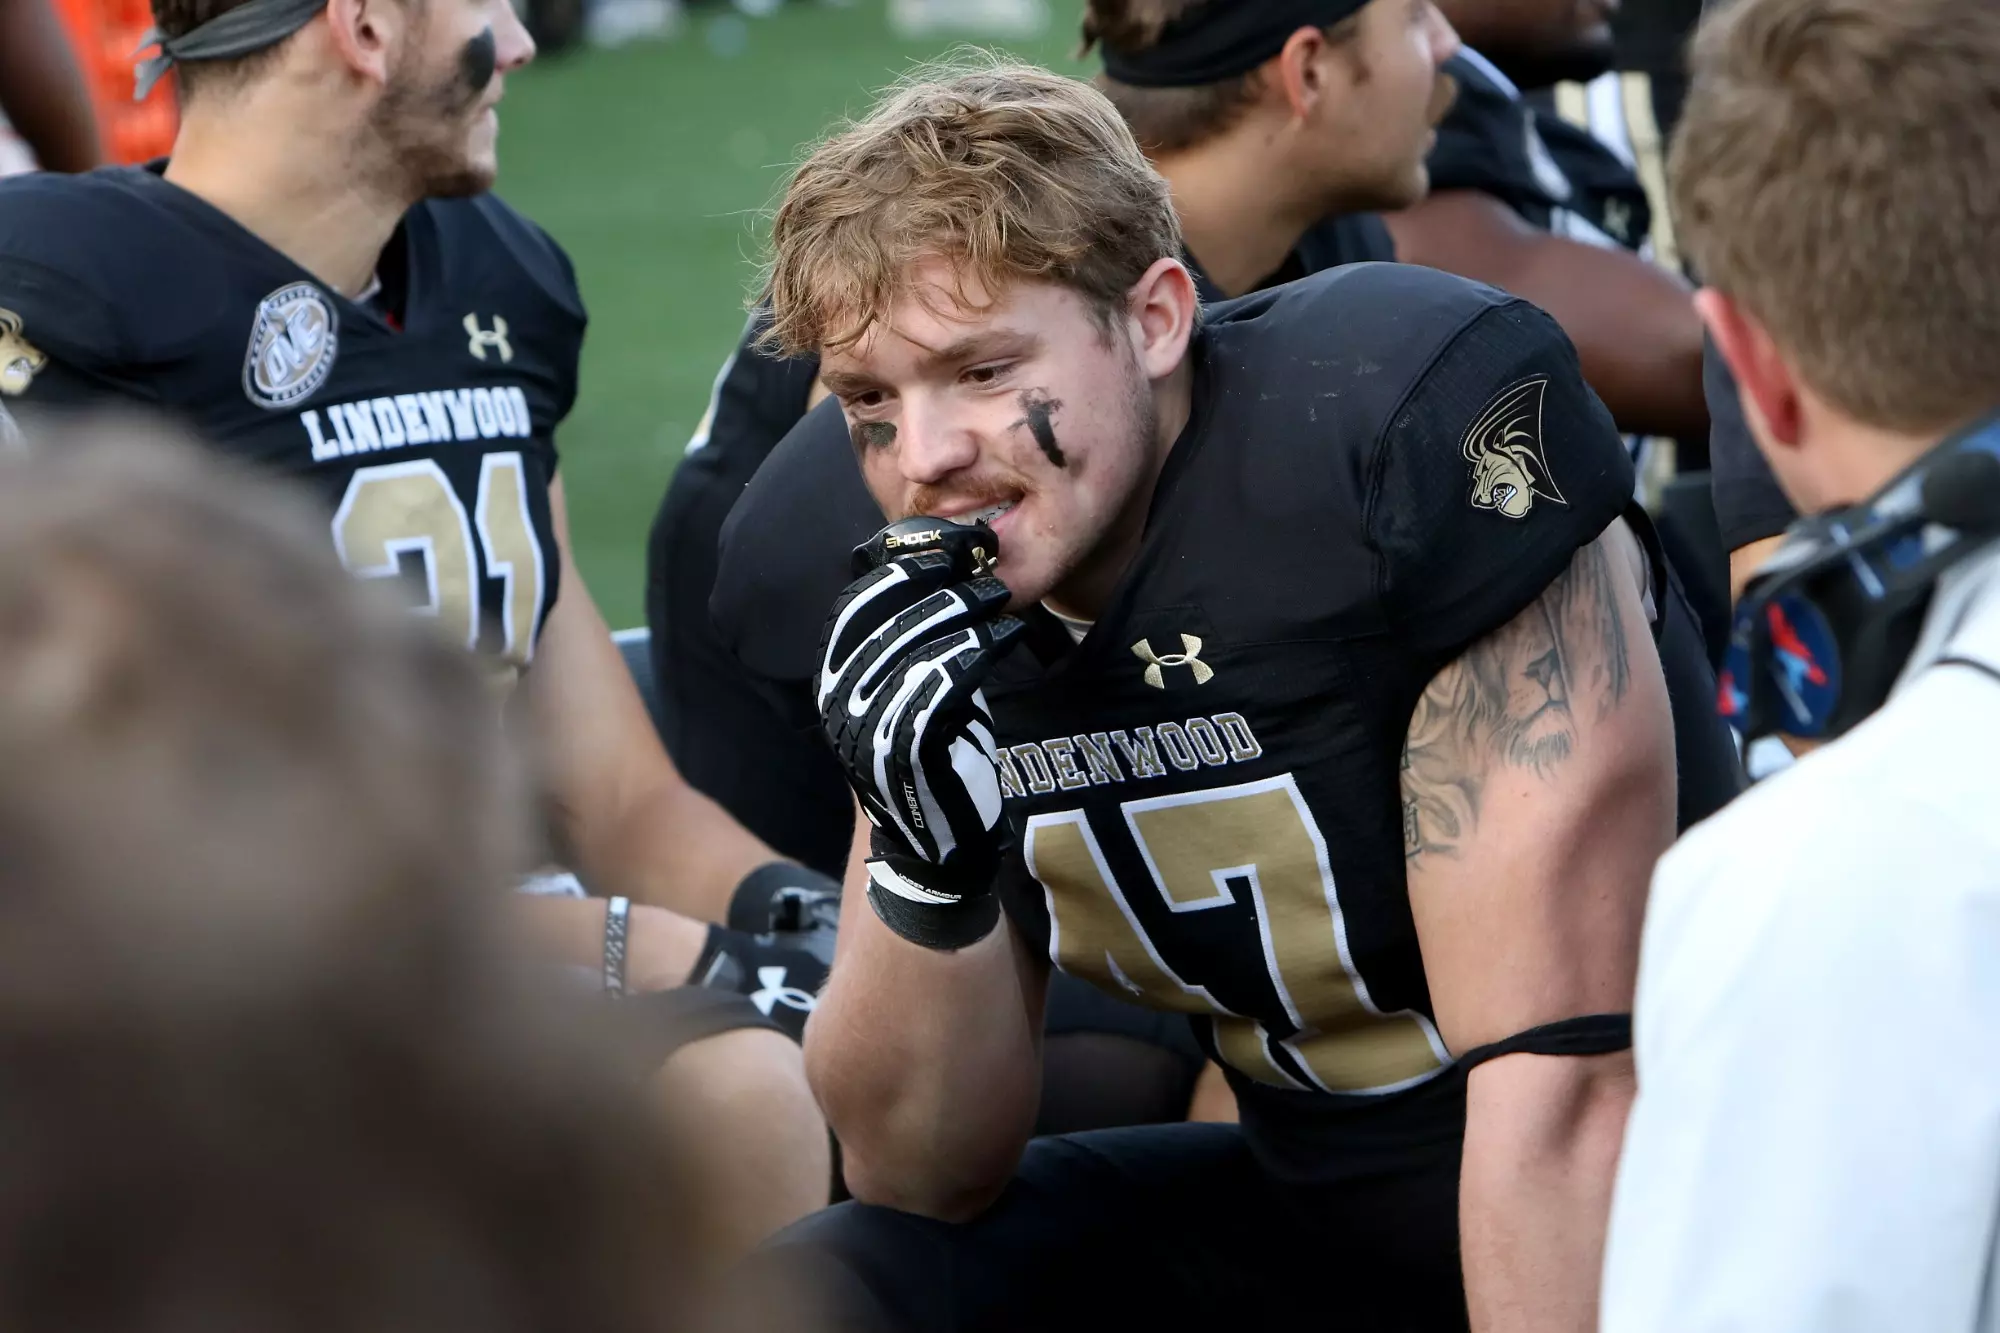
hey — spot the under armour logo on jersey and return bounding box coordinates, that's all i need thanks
[1133,634,1215,689]
[750,966,817,1017]
[1601,198,1634,245]
[464,314,513,364]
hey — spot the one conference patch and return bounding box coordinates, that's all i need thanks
[1463,376,1567,520]
[243,282,339,411]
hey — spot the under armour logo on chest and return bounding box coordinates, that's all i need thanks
[750,966,817,1016]
[1133,634,1215,689]
[464,314,513,364]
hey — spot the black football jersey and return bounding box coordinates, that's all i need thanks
[0,165,581,678]
[1432,49,1655,256]
[712,264,1742,1177]
[653,212,1395,875]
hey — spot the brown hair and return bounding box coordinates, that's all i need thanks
[148,0,423,99]
[147,0,279,97]
[1670,0,2000,433]
[1079,0,1364,155]
[760,54,1184,358]
[0,422,707,1333]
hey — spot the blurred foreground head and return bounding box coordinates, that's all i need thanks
[0,423,702,1333]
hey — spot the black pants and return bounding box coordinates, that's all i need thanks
[756,1122,1468,1333]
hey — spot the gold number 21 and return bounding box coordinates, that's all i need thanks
[331,453,546,669]
[1025,774,1449,1095]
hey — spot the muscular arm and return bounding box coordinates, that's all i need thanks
[1384,193,1707,440]
[806,809,1049,1220]
[1401,520,1677,1333]
[519,477,778,920]
[0,0,99,173]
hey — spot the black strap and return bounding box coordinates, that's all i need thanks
[1099,0,1370,88]
[1938,655,2000,687]
[1455,1013,1632,1073]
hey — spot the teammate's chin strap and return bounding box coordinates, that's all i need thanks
[1454,1014,1632,1074]
[134,0,329,100]
[1097,0,1371,89]
[1720,412,2000,745]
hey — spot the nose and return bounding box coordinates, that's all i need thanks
[495,0,537,72]
[895,398,981,489]
[1424,1,1461,65]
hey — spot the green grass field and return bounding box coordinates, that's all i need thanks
[495,1,1090,626]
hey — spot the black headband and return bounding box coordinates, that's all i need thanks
[1099,0,1373,88]
[134,0,329,100]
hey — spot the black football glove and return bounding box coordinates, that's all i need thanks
[818,519,1023,950]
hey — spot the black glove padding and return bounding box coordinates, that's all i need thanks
[864,831,1005,952]
[817,544,1024,875]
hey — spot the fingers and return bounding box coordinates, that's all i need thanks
[819,552,960,681]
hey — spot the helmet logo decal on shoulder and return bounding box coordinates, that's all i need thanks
[1464,375,1567,521]
[244,283,339,411]
[0,308,47,398]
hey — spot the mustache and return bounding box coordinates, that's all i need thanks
[901,478,1025,521]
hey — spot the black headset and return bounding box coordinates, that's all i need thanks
[1721,413,2000,744]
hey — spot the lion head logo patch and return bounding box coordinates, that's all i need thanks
[0,308,47,398]
[1464,376,1566,520]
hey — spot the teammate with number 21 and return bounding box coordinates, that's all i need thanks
[716,54,1744,1331]
[0,0,842,1254]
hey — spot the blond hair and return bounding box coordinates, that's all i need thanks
[1670,0,2000,433]
[761,54,1183,358]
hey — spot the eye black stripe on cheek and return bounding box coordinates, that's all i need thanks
[852,420,897,451]
[460,27,497,94]
[1011,390,1066,469]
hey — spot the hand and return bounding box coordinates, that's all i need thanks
[817,522,1024,949]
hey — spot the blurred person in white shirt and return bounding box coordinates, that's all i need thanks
[1600,1,2000,1330]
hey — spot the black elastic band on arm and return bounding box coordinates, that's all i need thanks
[1099,0,1371,88]
[1455,1013,1632,1073]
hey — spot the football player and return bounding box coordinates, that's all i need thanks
[648,0,1460,1132]
[712,59,1743,1330]
[0,0,833,1251]
[650,0,1457,879]
[1394,0,1710,444]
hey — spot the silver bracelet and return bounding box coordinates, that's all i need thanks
[603,895,631,997]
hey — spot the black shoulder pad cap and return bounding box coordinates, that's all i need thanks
[1428,53,1544,212]
[463,194,589,327]
[711,394,883,684]
[1367,295,1633,659]
[0,169,234,366]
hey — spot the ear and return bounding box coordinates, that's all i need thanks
[322,0,410,84]
[1696,287,1803,451]
[1126,257,1198,382]
[1269,25,1335,122]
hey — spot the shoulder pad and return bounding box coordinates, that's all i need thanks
[712,395,882,684]
[0,169,233,366]
[1429,50,1566,212]
[443,194,589,326]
